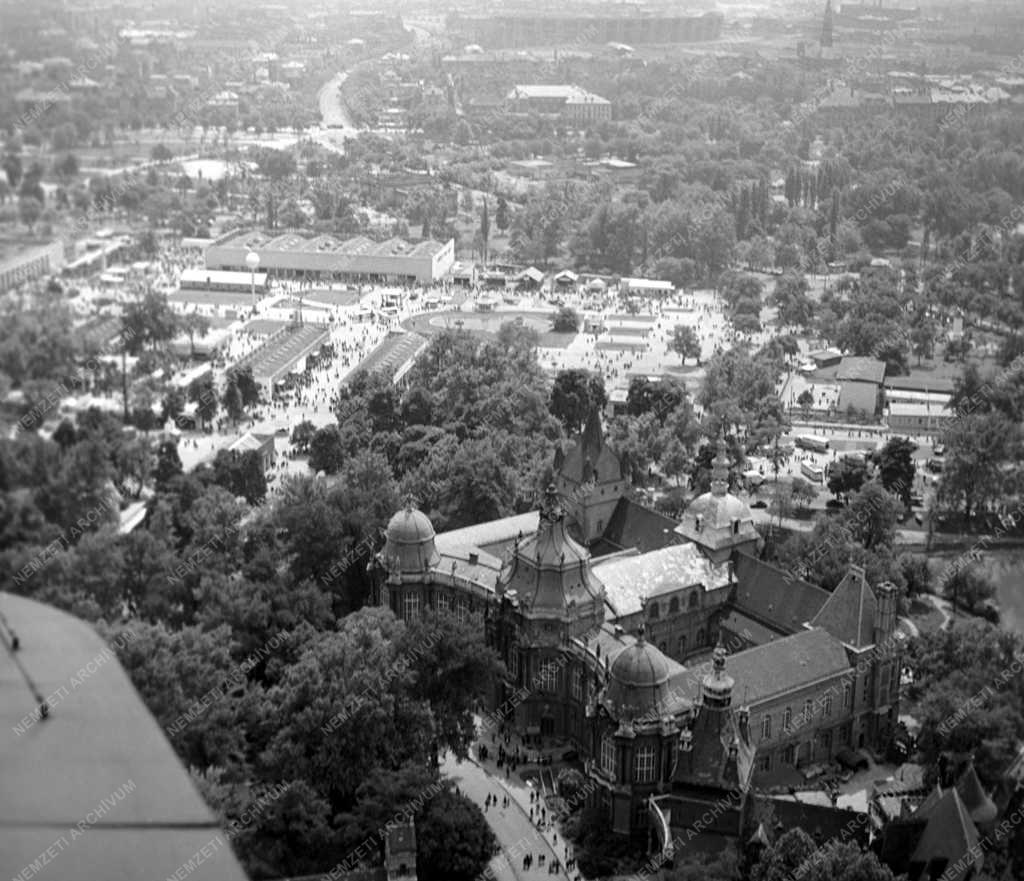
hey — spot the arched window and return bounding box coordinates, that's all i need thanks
[783,707,792,730]
[761,715,772,739]
[843,683,852,708]
[669,597,680,614]
[601,732,616,778]
[648,601,660,619]
[437,592,451,614]
[824,695,833,717]
[688,591,699,609]
[678,635,687,654]
[659,642,667,653]
[697,628,706,646]
[634,744,656,783]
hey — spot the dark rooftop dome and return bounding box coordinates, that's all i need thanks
[384,501,441,575]
[604,630,673,721]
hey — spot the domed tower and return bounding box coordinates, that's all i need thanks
[498,484,605,644]
[496,485,606,743]
[675,437,759,564]
[377,497,441,619]
[592,631,689,837]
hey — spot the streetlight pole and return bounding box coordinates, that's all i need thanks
[245,250,260,314]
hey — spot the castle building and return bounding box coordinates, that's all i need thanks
[371,412,906,847]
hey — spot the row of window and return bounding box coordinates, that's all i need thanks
[508,654,588,703]
[647,592,700,619]
[760,687,851,740]
[600,735,660,783]
[755,724,852,773]
[401,592,471,622]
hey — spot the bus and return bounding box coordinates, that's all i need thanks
[795,434,830,453]
[801,462,825,483]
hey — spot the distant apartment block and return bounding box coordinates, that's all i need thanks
[507,84,612,121]
[450,12,723,48]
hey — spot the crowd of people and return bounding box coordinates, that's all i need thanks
[471,727,583,881]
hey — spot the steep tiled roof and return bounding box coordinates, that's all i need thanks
[668,628,851,706]
[811,565,877,649]
[956,763,998,825]
[732,552,830,634]
[910,788,983,880]
[600,497,679,556]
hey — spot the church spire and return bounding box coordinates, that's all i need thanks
[711,436,730,497]
[582,407,603,460]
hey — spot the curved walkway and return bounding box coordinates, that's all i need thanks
[442,738,577,881]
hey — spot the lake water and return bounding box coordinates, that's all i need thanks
[179,159,232,181]
[982,549,1024,633]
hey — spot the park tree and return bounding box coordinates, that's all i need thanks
[18,196,42,232]
[211,449,267,505]
[290,420,317,454]
[844,481,901,550]
[943,563,997,614]
[416,790,498,881]
[222,381,245,425]
[938,412,1017,522]
[827,458,868,504]
[495,195,509,232]
[308,425,346,475]
[397,611,505,758]
[669,325,701,365]
[771,271,815,329]
[256,607,437,811]
[907,622,1024,784]
[188,377,219,429]
[108,620,255,770]
[549,369,607,434]
[552,306,581,333]
[874,437,916,506]
[899,553,931,597]
[153,439,183,490]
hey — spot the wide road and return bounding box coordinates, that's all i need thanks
[313,70,359,154]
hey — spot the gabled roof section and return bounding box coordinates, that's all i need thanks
[732,552,830,634]
[811,565,877,649]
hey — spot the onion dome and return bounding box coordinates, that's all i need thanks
[383,497,440,576]
[676,436,758,553]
